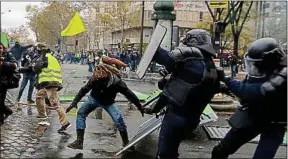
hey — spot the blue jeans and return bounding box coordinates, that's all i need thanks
[76,96,127,132]
[17,74,36,101]
[231,65,237,78]
[80,58,87,65]
[88,62,94,72]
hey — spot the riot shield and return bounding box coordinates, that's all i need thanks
[136,24,167,79]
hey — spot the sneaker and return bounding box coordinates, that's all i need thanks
[38,121,50,126]
[58,122,72,133]
[36,116,48,120]
[27,99,35,103]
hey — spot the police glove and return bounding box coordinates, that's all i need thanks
[136,104,145,117]
[216,67,225,81]
[143,107,156,115]
[159,68,169,77]
[158,78,167,90]
[66,103,77,113]
[219,83,235,98]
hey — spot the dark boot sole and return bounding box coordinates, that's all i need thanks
[67,144,83,150]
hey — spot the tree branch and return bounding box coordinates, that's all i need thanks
[224,1,240,24]
[229,2,236,36]
[236,3,243,23]
[239,2,253,34]
[205,1,215,22]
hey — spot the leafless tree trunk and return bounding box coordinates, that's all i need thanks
[230,1,253,56]
[120,16,125,53]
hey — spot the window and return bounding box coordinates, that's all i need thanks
[95,6,100,12]
[199,11,203,21]
[263,3,270,8]
[148,10,152,20]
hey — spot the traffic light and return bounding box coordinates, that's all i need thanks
[118,43,120,48]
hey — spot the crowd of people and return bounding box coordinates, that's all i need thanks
[0,26,287,159]
[52,49,142,72]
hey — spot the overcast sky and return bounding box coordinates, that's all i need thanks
[1,2,41,40]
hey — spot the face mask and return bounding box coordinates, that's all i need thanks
[244,53,266,78]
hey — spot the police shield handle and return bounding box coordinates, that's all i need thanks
[136,24,167,79]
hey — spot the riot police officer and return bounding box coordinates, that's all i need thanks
[144,29,221,158]
[212,38,287,159]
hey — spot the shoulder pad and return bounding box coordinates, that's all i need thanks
[278,67,287,79]
[260,67,287,96]
[168,47,204,62]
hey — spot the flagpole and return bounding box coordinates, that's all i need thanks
[75,34,78,54]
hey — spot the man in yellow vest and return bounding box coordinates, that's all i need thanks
[19,43,71,133]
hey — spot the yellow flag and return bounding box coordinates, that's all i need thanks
[61,12,86,37]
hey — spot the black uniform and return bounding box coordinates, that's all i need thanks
[145,29,221,158]
[212,38,287,159]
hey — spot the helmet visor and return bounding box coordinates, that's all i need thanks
[244,53,266,78]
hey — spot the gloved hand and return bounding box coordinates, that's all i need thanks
[66,103,77,113]
[219,83,235,98]
[136,104,145,117]
[216,67,225,81]
[159,68,169,77]
[143,107,157,115]
[158,78,167,90]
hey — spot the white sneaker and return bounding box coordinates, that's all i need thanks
[38,121,50,126]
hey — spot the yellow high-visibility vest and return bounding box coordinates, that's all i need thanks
[38,53,63,84]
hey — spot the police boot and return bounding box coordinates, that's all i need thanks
[211,145,228,159]
[119,130,135,151]
[68,129,84,150]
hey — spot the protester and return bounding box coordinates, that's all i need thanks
[0,42,18,125]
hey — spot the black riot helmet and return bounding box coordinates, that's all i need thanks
[244,38,286,78]
[182,29,216,57]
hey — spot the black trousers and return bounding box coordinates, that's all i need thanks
[212,123,285,159]
[0,85,13,121]
[157,110,199,159]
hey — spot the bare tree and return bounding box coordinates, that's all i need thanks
[229,1,254,56]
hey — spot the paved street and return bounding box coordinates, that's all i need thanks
[1,64,286,158]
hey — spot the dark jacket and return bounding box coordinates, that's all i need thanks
[153,47,220,118]
[72,76,141,107]
[0,51,17,86]
[21,50,37,76]
[10,44,33,61]
[223,74,287,124]
[19,53,62,90]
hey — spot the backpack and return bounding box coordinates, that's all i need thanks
[4,52,21,89]
[6,69,21,89]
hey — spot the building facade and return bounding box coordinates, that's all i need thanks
[256,1,287,47]
[98,1,210,52]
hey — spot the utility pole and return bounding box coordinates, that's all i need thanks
[262,1,266,38]
[139,1,145,55]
